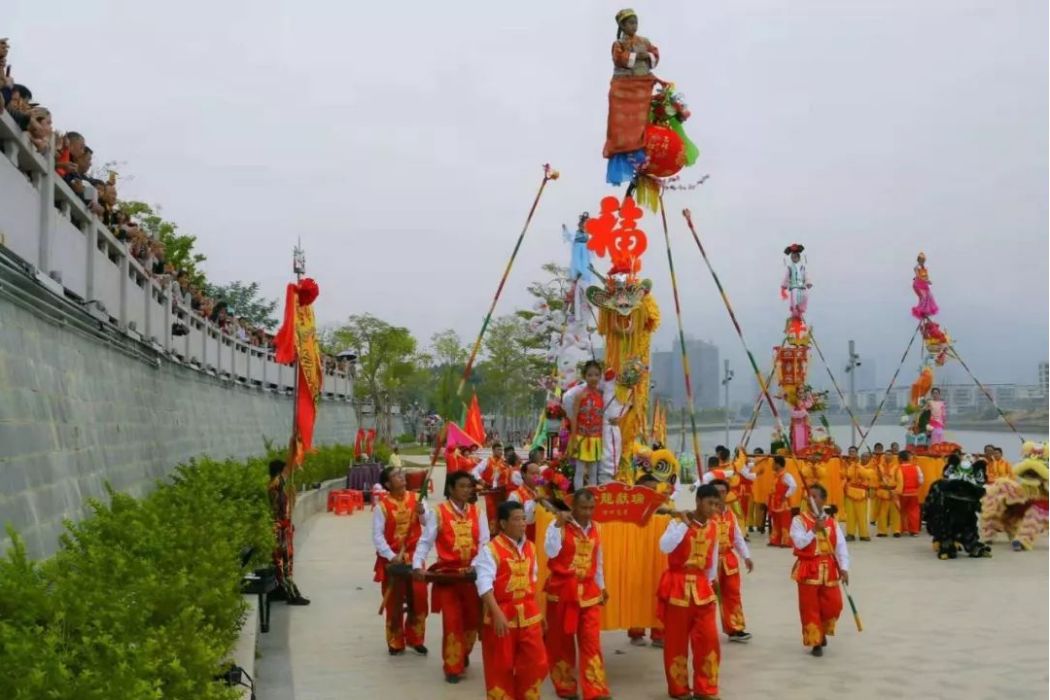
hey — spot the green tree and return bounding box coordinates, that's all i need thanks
[325,314,418,440]
[118,201,208,287]
[203,280,279,330]
[429,329,468,421]
[475,315,544,436]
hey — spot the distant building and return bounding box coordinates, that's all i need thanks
[1039,361,1048,397]
[650,338,720,409]
[850,382,1046,414]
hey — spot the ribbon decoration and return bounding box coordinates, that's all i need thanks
[948,345,1026,443]
[857,324,922,453]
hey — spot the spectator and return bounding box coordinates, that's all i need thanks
[56,131,85,177]
[27,106,53,153]
[2,84,32,130]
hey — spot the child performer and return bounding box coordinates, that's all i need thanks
[545,490,612,700]
[568,360,607,490]
[372,466,429,655]
[473,501,549,699]
[709,478,754,643]
[412,471,489,683]
[656,484,722,700]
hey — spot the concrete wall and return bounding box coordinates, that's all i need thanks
[0,295,358,558]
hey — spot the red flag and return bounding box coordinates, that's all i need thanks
[354,428,366,460]
[272,278,322,467]
[464,393,485,445]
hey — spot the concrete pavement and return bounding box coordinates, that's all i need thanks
[256,467,1049,699]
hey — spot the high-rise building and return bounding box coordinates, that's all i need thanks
[649,338,720,409]
[1039,361,1048,397]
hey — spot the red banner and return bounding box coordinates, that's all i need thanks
[586,482,667,526]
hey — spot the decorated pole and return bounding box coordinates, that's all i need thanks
[857,324,922,452]
[948,345,1027,442]
[681,209,786,434]
[659,194,703,473]
[457,164,559,401]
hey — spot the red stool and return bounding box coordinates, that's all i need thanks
[348,490,364,512]
[333,491,356,516]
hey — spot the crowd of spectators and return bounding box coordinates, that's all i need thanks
[0,38,282,351]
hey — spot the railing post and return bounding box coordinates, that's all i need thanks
[144,260,154,341]
[118,249,129,330]
[201,323,209,369]
[85,221,97,301]
[163,283,173,352]
[37,134,56,274]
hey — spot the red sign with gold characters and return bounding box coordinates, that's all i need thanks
[585,482,667,526]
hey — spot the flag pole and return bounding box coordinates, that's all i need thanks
[457,164,558,403]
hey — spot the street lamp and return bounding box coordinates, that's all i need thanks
[844,339,861,446]
[722,359,734,447]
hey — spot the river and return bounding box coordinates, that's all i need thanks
[667,426,1043,462]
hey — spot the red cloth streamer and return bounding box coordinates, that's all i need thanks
[273,278,322,465]
[464,394,486,445]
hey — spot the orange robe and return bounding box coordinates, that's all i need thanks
[657,517,720,699]
[790,513,846,647]
[373,492,428,650]
[477,535,548,700]
[898,462,923,534]
[545,521,609,700]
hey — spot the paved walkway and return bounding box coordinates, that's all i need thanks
[257,468,1048,699]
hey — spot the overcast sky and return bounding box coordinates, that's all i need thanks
[7,1,1047,397]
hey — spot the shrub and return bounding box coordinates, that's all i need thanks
[396,433,416,444]
[0,457,275,700]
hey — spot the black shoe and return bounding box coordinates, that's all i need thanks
[845,535,855,542]
[287,595,311,605]
[892,533,901,538]
[860,537,871,542]
[876,533,886,538]
[412,645,428,655]
[388,647,404,656]
[445,674,461,684]
[811,645,823,657]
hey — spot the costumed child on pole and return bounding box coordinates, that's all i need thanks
[473,501,549,699]
[412,471,489,683]
[372,466,429,655]
[656,483,722,700]
[568,360,610,490]
[545,489,612,700]
[789,483,850,657]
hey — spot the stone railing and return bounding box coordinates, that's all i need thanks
[0,111,351,398]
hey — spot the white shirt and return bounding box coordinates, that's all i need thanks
[411,500,490,570]
[738,461,758,482]
[372,495,429,561]
[658,519,719,582]
[544,521,606,589]
[701,468,735,485]
[789,515,850,572]
[471,457,498,486]
[507,487,537,524]
[472,534,537,597]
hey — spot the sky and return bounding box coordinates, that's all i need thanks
[6,0,1048,399]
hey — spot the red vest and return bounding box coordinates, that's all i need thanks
[485,535,542,628]
[791,513,841,586]
[770,472,791,512]
[373,492,422,582]
[545,522,603,607]
[658,518,717,608]
[900,462,921,497]
[433,501,481,571]
[715,510,741,575]
[479,457,506,487]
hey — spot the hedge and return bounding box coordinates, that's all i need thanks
[0,444,348,700]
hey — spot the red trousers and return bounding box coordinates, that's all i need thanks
[481,621,548,700]
[769,508,792,547]
[432,581,479,676]
[797,582,842,646]
[381,577,428,650]
[900,495,921,534]
[717,567,746,634]
[661,602,720,698]
[546,602,609,700]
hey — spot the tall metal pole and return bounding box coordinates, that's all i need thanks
[846,339,860,447]
[722,359,734,447]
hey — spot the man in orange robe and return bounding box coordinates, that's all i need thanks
[873,450,902,537]
[473,501,548,700]
[768,455,797,547]
[545,490,611,700]
[656,484,722,700]
[372,466,429,655]
[843,449,875,541]
[897,450,924,536]
[709,478,754,643]
[790,483,850,657]
[412,470,489,683]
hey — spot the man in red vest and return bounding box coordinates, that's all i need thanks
[472,441,507,532]
[768,455,797,547]
[897,449,925,536]
[709,478,754,643]
[656,483,722,700]
[790,483,850,657]
[412,470,489,683]
[372,466,429,655]
[473,500,549,699]
[545,490,611,700]
[508,459,542,542]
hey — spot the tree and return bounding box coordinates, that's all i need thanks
[118,201,207,287]
[325,314,419,440]
[429,329,468,422]
[203,280,279,330]
[475,315,544,437]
